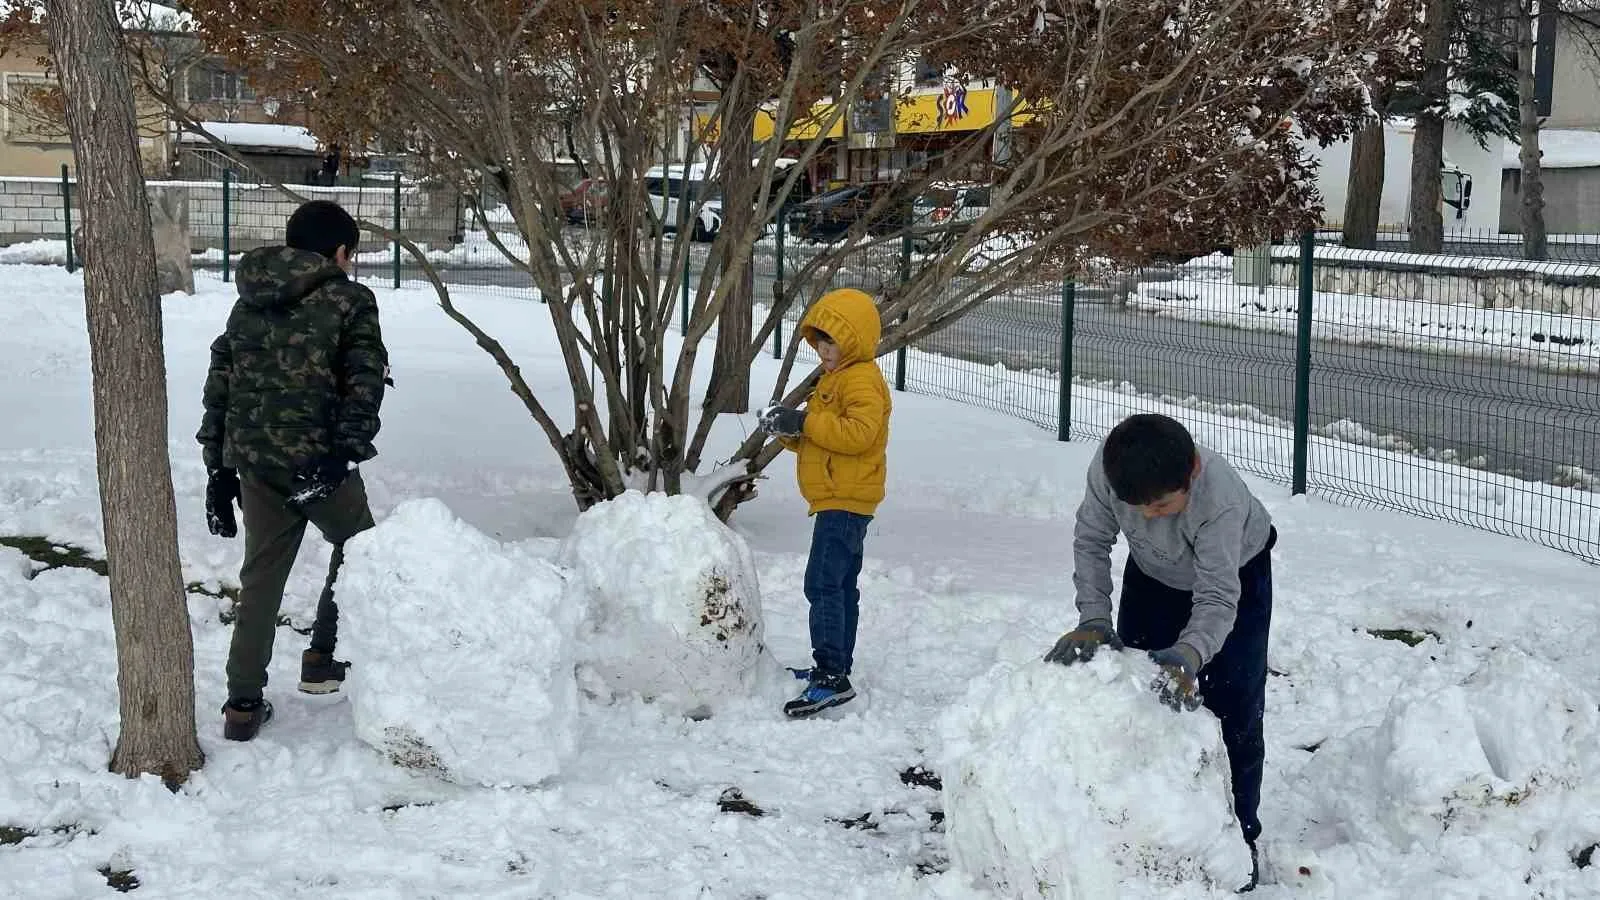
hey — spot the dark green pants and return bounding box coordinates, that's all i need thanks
[226,468,375,701]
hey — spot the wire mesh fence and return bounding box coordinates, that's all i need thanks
[18,168,1599,563]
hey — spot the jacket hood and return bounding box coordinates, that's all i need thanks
[237,246,348,309]
[801,288,881,366]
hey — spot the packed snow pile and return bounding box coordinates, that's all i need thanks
[1296,649,1600,892]
[336,498,580,787]
[559,490,766,718]
[939,653,1254,898]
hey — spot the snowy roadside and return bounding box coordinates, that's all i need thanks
[1129,277,1599,370]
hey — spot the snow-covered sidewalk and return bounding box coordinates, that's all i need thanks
[1,266,1598,897]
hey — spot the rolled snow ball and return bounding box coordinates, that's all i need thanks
[939,653,1253,897]
[338,499,581,787]
[559,490,765,719]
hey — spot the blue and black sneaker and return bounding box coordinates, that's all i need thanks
[783,672,856,718]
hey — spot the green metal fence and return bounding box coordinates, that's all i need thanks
[29,170,1600,562]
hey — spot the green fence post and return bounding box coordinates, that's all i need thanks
[221,168,232,283]
[772,213,785,359]
[894,232,911,391]
[1292,230,1315,495]
[391,173,402,289]
[1058,279,1075,442]
[60,164,75,274]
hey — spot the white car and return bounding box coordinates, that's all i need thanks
[645,159,801,242]
[910,182,992,252]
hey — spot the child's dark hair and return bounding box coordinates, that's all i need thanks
[286,200,360,260]
[1101,413,1197,505]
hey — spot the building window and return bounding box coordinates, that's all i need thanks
[3,73,69,144]
[914,55,944,88]
[188,65,256,104]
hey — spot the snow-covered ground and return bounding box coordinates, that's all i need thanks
[1130,277,1600,369]
[2,265,1599,897]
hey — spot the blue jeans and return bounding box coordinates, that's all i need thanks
[1116,527,1276,844]
[804,511,872,676]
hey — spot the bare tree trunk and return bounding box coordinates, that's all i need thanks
[1343,119,1385,249]
[1516,0,1548,260]
[44,0,203,781]
[709,81,760,415]
[1409,0,1452,253]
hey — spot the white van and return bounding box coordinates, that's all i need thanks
[644,159,802,241]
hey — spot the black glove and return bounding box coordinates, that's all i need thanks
[287,457,352,510]
[1149,645,1203,712]
[1044,619,1122,665]
[206,467,240,538]
[758,404,806,438]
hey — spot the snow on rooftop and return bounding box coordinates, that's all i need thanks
[179,122,321,153]
[1502,129,1600,169]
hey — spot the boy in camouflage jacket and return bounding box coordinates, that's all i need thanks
[198,200,388,741]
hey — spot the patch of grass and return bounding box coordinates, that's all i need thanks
[98,865,139,892]
[0,536,108,577]
[216,604,305,634]
[716,787,766,817]
[829,813,879,831]
[1,823,81,845]
[900,765,942,791]
[186,581,239,605]
[1366,628,1440,647]
[1576,843,1597,869]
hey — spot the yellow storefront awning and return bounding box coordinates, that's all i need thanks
[696,87,1039,143]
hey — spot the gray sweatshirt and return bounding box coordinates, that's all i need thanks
[1072,445,1273,667]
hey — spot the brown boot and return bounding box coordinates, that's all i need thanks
[222,698,273,742]
[299,649,350,695]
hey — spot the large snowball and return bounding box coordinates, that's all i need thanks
[337,498,580,787]
[558,490,765,718]
[939,653,1254,898]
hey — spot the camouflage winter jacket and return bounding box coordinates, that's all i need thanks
[197,247,388,474]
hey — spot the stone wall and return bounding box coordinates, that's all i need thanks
[0,177,461,252]
[1265,245,1600,317]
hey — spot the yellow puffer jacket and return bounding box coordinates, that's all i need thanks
[784,288,891,517]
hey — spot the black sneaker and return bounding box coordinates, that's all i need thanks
[222,698,273,741]
[1237,840,1259,893]
[783,672,856,718]
[299,649,349,694]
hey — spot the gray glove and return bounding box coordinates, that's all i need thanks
[758,404,806,438]
[1149,644,1203,711]
[1044,619,1122,665]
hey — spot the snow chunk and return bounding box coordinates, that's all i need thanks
[178,121,320,152]
[559,490,765,718]
[1299,649,1600,882]
[939,654,1254,897]
[337,498,580,787]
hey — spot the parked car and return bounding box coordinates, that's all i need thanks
[645,159,803,242]
[786,182,913,243]
[559,177,610,225]
[909,182,992,252]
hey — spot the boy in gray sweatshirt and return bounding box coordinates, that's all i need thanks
[1046,413,1275,890]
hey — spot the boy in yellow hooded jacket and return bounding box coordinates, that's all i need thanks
[758,287,891,718]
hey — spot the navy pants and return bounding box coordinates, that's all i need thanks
[1116,528,1275,844]
[804,510,872,676]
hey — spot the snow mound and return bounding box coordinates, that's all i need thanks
[337,498,580,787]
[939,653,1254,898]
[1299,648,1600,883]
[559,490,765,718]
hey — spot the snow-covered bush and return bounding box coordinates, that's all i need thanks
[559,490,765,719]
[1297,648,1600,888]
[337,499,580,787]
[939,653,1254,898]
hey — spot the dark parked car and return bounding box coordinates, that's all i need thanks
[787,182,912,243]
